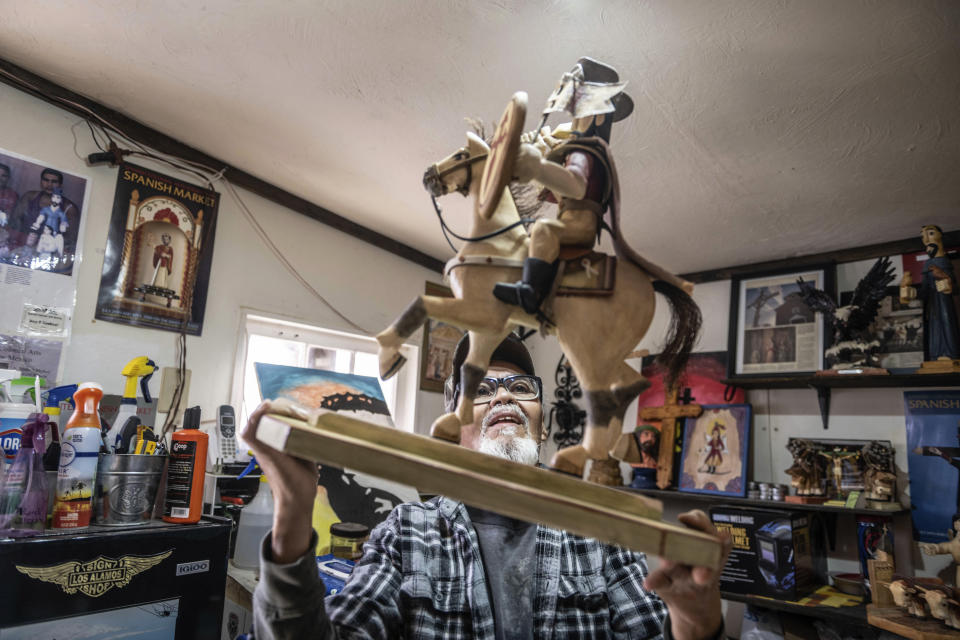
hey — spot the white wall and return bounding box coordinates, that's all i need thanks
[0,83,444,436]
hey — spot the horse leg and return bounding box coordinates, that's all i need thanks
[377,295,510,379]
[551,362,649,478]
[431,328,512,443]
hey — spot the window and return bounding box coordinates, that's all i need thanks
[231,312,418,435]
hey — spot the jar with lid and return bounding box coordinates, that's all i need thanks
[330,522,370,561]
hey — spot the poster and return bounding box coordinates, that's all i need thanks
[0,148,89,384]
[904,390,960,543]
[95,164,218,335]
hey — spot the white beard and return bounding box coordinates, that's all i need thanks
[478,424,540,466]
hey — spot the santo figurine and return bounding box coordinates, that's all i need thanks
[901,225,960,365]
[493,57,634,315]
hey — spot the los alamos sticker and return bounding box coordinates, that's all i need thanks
[16,550,172,597]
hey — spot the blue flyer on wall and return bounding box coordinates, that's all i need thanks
[904,390,960,543]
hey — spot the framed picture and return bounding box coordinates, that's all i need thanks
[728,265,835,378]
[419,282,465,392]
[678,404,751,497]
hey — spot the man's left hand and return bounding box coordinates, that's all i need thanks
[645,510,732,640]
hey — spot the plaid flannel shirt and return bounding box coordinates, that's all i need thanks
[255,496,668,639]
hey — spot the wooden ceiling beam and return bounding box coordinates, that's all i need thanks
[0,57,445,274]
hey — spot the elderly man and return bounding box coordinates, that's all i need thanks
[244,334,729,639]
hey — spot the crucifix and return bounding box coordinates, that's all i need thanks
[639,384,702,489]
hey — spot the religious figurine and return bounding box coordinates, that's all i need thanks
[785,439,826,497]
[861,440,896,502]
[29,187,69,250]
[901,224,960,369]
[626,425,659,489]
[381,62,699,480]
[796,256,895,370]
[493,57,633,316]
[820,447,861,498]
[919,512,960,587]
[151,232,174,289]
[701,421,727,474]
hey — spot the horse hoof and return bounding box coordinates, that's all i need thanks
[551,445,589,478]
[430,413,461,443]
[379,350,406,380]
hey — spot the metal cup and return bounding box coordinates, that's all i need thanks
[93,454,167,526]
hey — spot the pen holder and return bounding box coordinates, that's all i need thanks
[93,453,167,526]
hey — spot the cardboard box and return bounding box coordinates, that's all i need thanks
[710,505,826,600]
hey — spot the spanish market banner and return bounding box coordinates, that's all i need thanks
[95,163,219,335]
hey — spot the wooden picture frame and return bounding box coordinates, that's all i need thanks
[728,265,835,378]
[678,404,752,497]
[419,282,466,392]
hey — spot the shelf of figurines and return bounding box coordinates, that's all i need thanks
[622,487,909,516]
[723,372,960,390]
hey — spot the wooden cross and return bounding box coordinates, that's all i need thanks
[639,384,703,489]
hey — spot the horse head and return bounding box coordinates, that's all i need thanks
[423,132,489,198]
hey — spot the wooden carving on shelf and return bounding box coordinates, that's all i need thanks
[376,61,700,480]
[634,385,702,489]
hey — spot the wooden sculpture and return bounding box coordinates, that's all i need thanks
[377,88,698,478]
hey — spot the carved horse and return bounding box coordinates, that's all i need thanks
[377,131,700,477]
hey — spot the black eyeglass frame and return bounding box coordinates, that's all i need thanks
[456,374,543,405]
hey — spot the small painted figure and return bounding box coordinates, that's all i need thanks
[634,425,660,469]
[919,512,960,587]
[702,421,727,474]
[151,233,174,289]
[493,57,633,315]
[901,225,960,360]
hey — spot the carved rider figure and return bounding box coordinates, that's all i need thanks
[493,57,634,314]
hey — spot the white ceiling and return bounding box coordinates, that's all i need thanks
[1,1,958,274]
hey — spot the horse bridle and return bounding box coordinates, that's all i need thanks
[426,148,533,251]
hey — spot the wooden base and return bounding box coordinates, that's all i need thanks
[867,605,960,639]
[815,367,890,376]
[255,411,725,569]
[785,495,829,504]
[917,359,960,374]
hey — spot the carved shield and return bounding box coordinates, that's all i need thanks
[476,91,527,219]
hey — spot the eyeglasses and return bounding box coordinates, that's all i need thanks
[469,375,542,404]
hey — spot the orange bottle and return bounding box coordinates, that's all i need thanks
[52,383,104,529]
[162,406,208,524]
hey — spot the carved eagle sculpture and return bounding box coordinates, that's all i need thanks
[796,256,896,369]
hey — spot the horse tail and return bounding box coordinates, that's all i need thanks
[652,280,702,389]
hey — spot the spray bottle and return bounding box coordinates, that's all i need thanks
[162,406,208,524]
[232,456,274,570]
[41,384,77,470]
[52,383,105,529]
[0,411,49,534]
[105,357,156,453]
[0,369,29,469]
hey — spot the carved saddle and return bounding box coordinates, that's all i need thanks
[556,247,616,297]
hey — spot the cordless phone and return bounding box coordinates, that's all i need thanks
[218,405,237,464]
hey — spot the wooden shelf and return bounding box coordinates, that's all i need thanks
[622,487,910,516]
[722,591,866,624]
[723,373,960,390]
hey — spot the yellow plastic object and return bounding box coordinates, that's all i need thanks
[121,357,156,399]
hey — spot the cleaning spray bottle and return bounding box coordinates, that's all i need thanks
[162,406,208,524]
[0,411,49,534]
[41,384,77,470]
[0,369,29,469]
[105,357,156,453]
[232,456,275,570]
[52,383,105,529]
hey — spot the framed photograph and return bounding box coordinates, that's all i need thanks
[678,404,752,497]
[419,282,465,392]
[728,266,835,378]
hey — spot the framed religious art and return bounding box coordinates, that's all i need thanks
[728,265,835,378]
[677,403,751,497]
[418,282,466,392]
[95,163,219,335]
